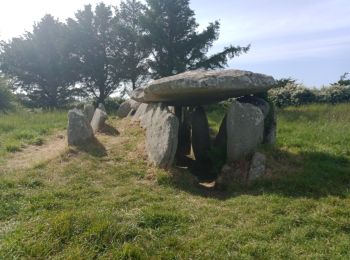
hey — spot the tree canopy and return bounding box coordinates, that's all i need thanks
[0,15,78,108]
[0,0,249,107]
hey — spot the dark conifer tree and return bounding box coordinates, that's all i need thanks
[142,0,250,79]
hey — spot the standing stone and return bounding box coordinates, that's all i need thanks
[133,103,148,122]
[146,104,179,168]
[248,152,266,181]
[67,109,94,145]
[237,96,270,119]
[140,103,158,129]
[98,103,106,113]
[117,99,141,118]
[226,101,264,162]
[83,104,95,123]
[191,106,211,162]
[91,108,108,133]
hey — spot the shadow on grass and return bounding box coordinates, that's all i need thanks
[162,148,350,200]
[100,123,120,136]
[74,137,107,157]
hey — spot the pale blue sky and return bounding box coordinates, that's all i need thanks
[0,0,349,87]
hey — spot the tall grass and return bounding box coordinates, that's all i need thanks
[0,110,67,156]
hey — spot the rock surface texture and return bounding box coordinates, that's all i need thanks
[67,109,94,145]
[91,108,108,133]
[117,99,140,118]
[248,152,266,181]
[145,104,179,168]
[226,101,264,162]
[83,104,95,123]
[131,69,276,105]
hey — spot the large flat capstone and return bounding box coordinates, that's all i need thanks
[131,69,276,105]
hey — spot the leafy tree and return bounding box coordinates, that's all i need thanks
[0,74,14,112]
[115,0,151,90]
[67,3,122,104]
[0,15,79,108]
[141,0,250,78]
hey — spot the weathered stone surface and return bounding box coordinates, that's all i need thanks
[191,106,211,162]
[83,104,95,123]
[237,96,270,119]
[248,152,266,181]
[131,69,276,105]
[226,101,264,162]
[132,103,148,122]
[67,109,94,145]
[98,103,106,113]
[140,103,158,128]
[146,104,179,168]
[216,161,250,188]
[91,108,108,132]
[117,99,140,118]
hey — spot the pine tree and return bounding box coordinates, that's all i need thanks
[0,15,78,108]
[142,0,249,79]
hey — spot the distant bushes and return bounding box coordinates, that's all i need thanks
[269,82,350,108]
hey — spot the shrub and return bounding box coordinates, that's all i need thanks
[268,83,317,108]
[317,84,350,104]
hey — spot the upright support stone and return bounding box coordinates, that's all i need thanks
[91,108,108,133]
[83,104,95,123]
[214,115,227,151]
[226,100,264,162]
[191,106,211,162]
[146,104,179,168]
[264,106,277,145]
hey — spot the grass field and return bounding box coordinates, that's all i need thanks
[0,110,66,157]
[1,104,350,259]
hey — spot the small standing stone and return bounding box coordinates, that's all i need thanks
[91,108,108,133]
[67,109,94,145]
[117,99,140,118]
[248,152,266,181]
[83,104,95,123]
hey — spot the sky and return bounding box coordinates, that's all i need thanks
[0,0,349,87]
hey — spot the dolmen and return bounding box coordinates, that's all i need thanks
[130,69,277,185]
[67,103,108,145]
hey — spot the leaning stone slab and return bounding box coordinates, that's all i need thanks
[91,108,108,133]
[67,109,94,145]
[83,104,95,123]
[131,69,276,105]
[226,100,264,162]
[146,104,179,168]
[237,96,270,119]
